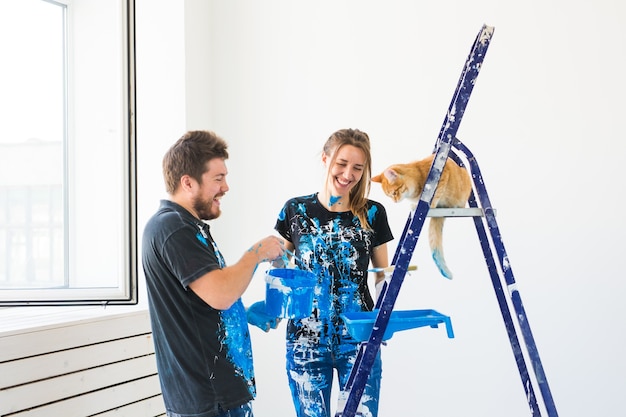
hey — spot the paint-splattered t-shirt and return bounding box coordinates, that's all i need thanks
[142,200,255,417]
[275,193,393,346]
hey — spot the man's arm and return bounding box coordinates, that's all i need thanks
[189,235,285,310]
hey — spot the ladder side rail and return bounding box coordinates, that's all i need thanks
[435,24,495,152]
[373,213,414,310]
[341,87,458,415]
[509,284,559,416]
[341,85,458,415]
[379,20,495,327]
[453,145,542,415]
[392,212,412,265]
[453,140,559,417]
[451,145,541,415]
[461,142,558,417]
[341,155,439,416]
[339,200,431,417]
[343,341,366,391]
[469,190,541,417]
[339,25,495,417]
[347,209,416,399]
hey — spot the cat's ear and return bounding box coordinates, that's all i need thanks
[383,168,399,182]
[371,173,382,183]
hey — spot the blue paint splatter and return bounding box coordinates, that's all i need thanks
[209,237,255,395]
[367,205,378,225]
[432,250,453,279]
[329,195,342,207]
[196,232,208,247]
[220,302,255,396]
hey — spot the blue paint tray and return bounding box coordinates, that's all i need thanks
[341,309,455,341]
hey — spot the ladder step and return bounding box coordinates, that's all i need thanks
[427,207,496,217]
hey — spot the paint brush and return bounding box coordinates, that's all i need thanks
[368,265,418,274]
[284,249,303,267]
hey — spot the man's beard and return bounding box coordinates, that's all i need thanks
[193,194,221,221]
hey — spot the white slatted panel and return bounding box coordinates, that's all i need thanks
[5,375,163,417]
[0,307,165,417]
[0,307,153,362]
[1,333,154,388]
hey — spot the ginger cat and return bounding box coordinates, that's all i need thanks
[371,154,471,279]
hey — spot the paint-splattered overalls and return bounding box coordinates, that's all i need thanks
[275,194,393,417]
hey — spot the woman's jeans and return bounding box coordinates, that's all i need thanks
[286,340,382,417]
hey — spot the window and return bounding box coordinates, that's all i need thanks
[0,0,136,305]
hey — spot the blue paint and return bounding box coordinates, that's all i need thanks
[432,250,453,279]
[329,195,342,207]
[293,215,371,331]
[220,302,255,396]
[247,300,280,332]
[340,25,496,417]
[195,232,208,247]
[367,205,379,225]
[265,268,317,319]
[275,193,391,417]
[211,241,226,267]
[285,338,381,417]
[207,237,255,396]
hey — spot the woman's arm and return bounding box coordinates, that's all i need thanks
[371,243,389,286]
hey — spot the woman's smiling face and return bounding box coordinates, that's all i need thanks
[323,144,366,201]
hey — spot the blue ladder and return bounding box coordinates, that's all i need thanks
[337,24,559,417]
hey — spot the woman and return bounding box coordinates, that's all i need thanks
[274,128,394,417]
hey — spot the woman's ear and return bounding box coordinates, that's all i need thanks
[321,152,328,166]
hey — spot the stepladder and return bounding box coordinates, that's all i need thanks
[336,24,559,417]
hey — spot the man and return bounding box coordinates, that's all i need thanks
[142,130,285,417]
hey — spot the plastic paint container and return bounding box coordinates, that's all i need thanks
[341,309,455,340]
[265,268,317,319]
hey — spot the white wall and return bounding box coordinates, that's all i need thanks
[137,1,626,416]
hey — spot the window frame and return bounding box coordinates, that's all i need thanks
[0,0,137,306]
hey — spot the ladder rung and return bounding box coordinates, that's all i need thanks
[427,208,496,217]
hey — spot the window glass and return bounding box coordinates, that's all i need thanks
[0,0,136,305]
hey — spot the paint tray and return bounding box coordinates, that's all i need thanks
[341,309,455,341]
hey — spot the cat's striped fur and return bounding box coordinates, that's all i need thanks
[372,154,471,279]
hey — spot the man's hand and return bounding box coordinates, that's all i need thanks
[248,236,286,264]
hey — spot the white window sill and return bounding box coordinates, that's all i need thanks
[0,304,150,337]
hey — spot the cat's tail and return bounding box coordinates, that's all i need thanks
[429,217,453,279]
